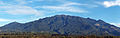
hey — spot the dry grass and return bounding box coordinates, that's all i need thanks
[0,35,120,38]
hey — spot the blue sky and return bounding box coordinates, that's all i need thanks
[0,0,120,27]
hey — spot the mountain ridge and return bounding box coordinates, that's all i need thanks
[0,15,120,36]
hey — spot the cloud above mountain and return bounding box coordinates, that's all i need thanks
[0,19,11,22]
[110,23,120,27]
[0,5,42,15]
[36,2,88,13]
[0,0,89,16]
[102,0,120,7]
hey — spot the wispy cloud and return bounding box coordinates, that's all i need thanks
[15,0,27,5]
[31,0,44,2]
[35,2,88,13]
[102,0,120,8]
[0,0,90,16]
[0,1,4,5]
[62,2,88,6]
[0,5,43,15]
[0,19,11,22]
[110,23,120,27]
[42,6,87,13]
[0,18,26,22]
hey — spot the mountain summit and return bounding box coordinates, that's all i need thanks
[0,15,120,36]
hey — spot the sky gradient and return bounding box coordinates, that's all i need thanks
[0,0,120,27]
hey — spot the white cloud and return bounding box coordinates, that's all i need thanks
[35,2,88,13]
[15,0,44,4]
[32,0,44,2]
[0,19,11,22]
[15,0,27,5]
[0,0,89,16]
[62,2,88,6]
[116,0,120,1]
[0,1,43,16]
[103,0,120,8]
[0,5,43,15]
[42,6,87,13]
[110,23,120,27]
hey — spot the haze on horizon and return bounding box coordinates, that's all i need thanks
[0,0,120,27]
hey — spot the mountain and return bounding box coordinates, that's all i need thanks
[0,15,120,36]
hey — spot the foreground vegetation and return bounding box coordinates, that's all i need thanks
[0,32,119,38]
[1,35,120,38]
